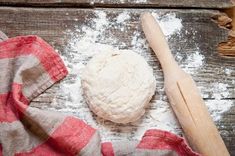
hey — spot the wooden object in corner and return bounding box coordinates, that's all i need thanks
[218,7,235,57]
[141,12,230,156]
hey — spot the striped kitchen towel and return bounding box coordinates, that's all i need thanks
[0,35,200,156]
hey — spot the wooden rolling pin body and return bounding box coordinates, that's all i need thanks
[141,13,229,156]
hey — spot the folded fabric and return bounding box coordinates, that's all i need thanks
[0,35,200,156]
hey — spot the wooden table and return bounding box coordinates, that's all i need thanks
[0,1,234,155]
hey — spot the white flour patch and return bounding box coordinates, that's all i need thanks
[116,12,130,23]
[206,100,233,121]
[152,12,182,37]
[180,50,205,74]
[200,82,232,121]
[47,10,233,141]
[224,68,232,75]
[212,83,230,100]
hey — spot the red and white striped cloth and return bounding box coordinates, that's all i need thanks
[0,35,201,156]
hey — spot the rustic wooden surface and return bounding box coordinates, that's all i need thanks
[0,0,233,8]
[0,7,234,154]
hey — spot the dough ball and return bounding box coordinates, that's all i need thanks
[81,48,156,124]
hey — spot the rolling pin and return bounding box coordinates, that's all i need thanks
[141,13,230,156]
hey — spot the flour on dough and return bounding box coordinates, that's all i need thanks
[81,48,156,124]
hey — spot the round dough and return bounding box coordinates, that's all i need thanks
[81,48,156,124]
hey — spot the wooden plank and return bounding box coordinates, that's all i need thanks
[0,0,233,8]
[0,7,234,154]
[94,0,234,8]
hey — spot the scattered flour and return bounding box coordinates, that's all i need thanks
[212,83,230,100]
[224,68,232,75]
[206,100,233,121]
[152,12,182,37]
[131,31,149,53]
[203,83,232,121]
[49,10,233,141]
[180,50,205,74]
[116,12,130,23]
